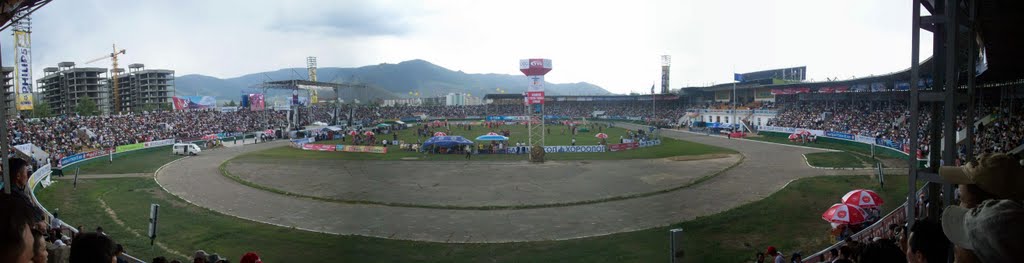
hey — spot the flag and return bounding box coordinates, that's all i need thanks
[734,73,743,82]
[650,83,655,94]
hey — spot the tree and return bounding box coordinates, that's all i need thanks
[30,100,52,118]
[75,97,99,116]
[224,100,237,106]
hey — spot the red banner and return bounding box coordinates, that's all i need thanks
[526,91,545,105]
[172,97,189,110]
[609,142,639,152]
[302,144,336,151]
[84,148,115,159]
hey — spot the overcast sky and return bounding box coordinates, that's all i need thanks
[2,0,933,95]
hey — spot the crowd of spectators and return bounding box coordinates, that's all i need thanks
[760,95,1024,164]
[6,110,289,166]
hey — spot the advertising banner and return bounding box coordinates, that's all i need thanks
[825,131,855,140]
[144,139,175,148]
[302,144,336,151]
[543,145,605,153]
[336,145,388,154]
[756,126,825,136]
[59,153,85,167]
[639,139,662,147]
[84,148,115,159]
[526,91,545,105]
[855,135,877,145]
[116,143,145,152]
[14,30,33,110]
[290,138,314,148]
[172,97,189,110]
[609,142,639,152]
[485,116,529,121]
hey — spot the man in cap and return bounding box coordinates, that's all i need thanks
[941,199,1024,263]
[939,153,1024,262]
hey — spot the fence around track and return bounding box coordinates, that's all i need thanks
[28,133,265,263]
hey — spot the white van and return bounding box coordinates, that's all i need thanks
[172,143,202,156]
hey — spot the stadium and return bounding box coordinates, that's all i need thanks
[3,1,1024,263]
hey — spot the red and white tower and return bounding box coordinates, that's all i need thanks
[519,58,552,162]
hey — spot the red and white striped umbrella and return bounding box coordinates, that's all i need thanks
[595,133,609,139]
[434,132,447,137]
[363,131,375,136]
[822,203,867,225]
[348,130,358,136]
[842,189,884,208]
[788,133,801,140]
[486,132,499,135]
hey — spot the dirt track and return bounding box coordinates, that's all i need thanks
[156,125,868,242]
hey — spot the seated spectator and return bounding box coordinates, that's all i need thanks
[0,193,36,263]
[905,219,948,263]
[31,228,47,263]
[940,152,1024,263]
[239,252,262,263]
[766,246,784,263]
[194,250,209,263]
[857,239,905,263]
[941,199,1024,263]
[152,256,169,263]
[833,244,855,263]
[69,232,118,263]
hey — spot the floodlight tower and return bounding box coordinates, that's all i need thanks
[520,58,552,162]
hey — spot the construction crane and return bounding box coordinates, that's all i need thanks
[85,44,126,112]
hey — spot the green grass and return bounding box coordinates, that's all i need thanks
[252,125,734,161]
[804,152,869,168]
[37,174,910,263]
[246,136,734,161]
[61,146,183,175]
[746,132,906,168]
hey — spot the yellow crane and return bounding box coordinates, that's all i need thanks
[85,44,126,112]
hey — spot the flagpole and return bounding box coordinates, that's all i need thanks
[652,82,656,124]
[732,73,738,133]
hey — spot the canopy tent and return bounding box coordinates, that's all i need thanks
[376,123,392,128]
[433,132,447,137]
[322,126,343,132]
[475,134,509,141]
[421,136,474,149]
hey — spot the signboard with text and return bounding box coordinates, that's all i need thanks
[526,91,545,105]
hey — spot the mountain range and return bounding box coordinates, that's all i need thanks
[174,59,613,103]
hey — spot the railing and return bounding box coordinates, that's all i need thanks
[801,185,926,263]
[29,164,147,263]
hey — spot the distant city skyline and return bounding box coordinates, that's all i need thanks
[1,0,932,94]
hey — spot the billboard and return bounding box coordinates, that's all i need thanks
[248,94,265,110]
[737,66,806,82]
[173,96,216,110]
[13,30,33,110]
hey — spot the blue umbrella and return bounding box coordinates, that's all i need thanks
[475,134,509,141]
[421,136,475,148]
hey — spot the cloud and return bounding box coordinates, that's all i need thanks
[268,2,418,37]
[1,0,934,95]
